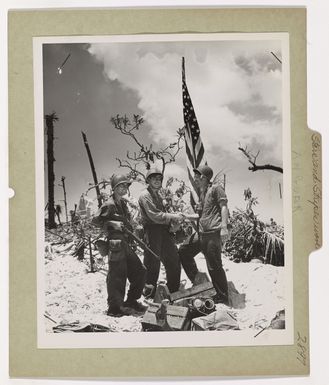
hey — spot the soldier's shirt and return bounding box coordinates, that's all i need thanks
[138,186,172,226]
[199,184,228,233]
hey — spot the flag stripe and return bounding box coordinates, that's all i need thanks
[187,166,199,195]
[182,57,206,208]
[195,136,203,157]
[195,145,205,168]
[185,137,196,168]
[185,145,195,166]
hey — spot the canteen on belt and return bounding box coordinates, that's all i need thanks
[94,239,109,257]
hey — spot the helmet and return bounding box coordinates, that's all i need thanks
[146,167,163,183]
[111,174,132,190]
[193,165,213,181]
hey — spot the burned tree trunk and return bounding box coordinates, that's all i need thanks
[45,112,58,229]
[60,176,69,222]
[81,131,102,208]
[55,204,62,226]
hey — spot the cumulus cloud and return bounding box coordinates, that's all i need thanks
[88,38,283,163]
[163,162,186,180]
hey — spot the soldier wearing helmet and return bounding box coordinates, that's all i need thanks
[193,165,214,182]
[110,174,131,190]
[138,167,184,295]
[92,173,147,317]
[178,164,229,305]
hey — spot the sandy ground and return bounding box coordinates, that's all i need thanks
[44,241,285,333]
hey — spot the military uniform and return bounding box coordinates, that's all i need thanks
[179,182,229,303]
[138,186,181,293]
[93,196,146,314]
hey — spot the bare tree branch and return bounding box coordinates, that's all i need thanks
[111,114,145,149]
[126,150,150,170]
[159,127,185,162]
[116,158,147,181]
[111,114,185,179]
[85,180,111,195]
[238,145,283,174]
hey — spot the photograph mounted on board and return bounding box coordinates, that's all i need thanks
[34,33,292,348]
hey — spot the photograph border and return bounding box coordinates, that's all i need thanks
[34,32,293,349]
[9,7,320,377]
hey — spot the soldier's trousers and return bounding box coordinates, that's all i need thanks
[107,238,146,310]
[178,231,228,302]
[143,225,181,293]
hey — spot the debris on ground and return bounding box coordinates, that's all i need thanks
[44,234,285,333]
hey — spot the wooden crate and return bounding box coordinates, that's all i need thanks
[170,281,216,302]
[142,302,191,331]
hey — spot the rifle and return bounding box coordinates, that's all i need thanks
[122,227,161,261]
[99,220,161,261]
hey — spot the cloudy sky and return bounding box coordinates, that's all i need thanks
[42,35,285,224]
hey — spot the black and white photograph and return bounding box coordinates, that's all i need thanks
[34,33,292,348]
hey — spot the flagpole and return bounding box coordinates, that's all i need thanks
[182,57,197,168]
[182,56,206,213]
[182,57,186,82]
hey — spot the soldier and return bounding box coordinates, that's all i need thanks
[178,165,230,304]
[92,174,147,317]
[138,168,184,296]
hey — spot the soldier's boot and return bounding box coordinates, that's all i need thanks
[107,305,135,317]
[124,299,148,313]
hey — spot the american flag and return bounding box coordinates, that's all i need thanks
[182,57,206,208]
